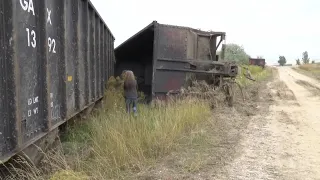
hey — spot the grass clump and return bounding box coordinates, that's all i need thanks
[236,65,272,86]
[50,170,88,180]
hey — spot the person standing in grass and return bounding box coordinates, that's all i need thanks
[123,70,138,116]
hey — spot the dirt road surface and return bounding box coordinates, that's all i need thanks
[137,67,320,180]
[220,67,320,180]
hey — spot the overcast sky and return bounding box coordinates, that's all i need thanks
[90,0,320,65]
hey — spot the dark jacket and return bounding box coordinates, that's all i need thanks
[124,79,138,99]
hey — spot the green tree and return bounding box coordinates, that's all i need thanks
[278,56,286,66]
[302,51,310,64]
[218,43,250,64]
[296,58,301,65]
[312,60,315,64]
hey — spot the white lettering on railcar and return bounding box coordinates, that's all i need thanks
[51,105,61,120]
[48,37,56,53]
[33,96,39,103]
[28,98,32,105]
[28,96,39,105]
[33,107,39,115]
[26,28,36,48]
[20,0,35,16]
[47,8,52,25]
[50,93,60,120]
[27,96,39,118]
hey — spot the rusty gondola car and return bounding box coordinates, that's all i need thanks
[0,0,115,163]
[249,58,266,68]
[115,21,238,102]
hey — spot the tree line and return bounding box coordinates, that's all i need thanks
[278,51,315,66]
[217,43,258,65]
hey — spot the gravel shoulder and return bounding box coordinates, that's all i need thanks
[219,67,320,180]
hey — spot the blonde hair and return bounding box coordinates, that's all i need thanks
[124,70,135,81]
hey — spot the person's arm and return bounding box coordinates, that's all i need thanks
[123,81,127,90]
[123,82,127,98]
[135,81,139,98]
[136,81,138,91]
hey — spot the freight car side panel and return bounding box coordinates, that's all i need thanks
[0,1,5,155]
[65,0,77,117]
[153,25,188,94]
[78,0,89,109]
[95,15,101,99]
[0,0,115,162]
[15,0,46,143]
[106,30,109,81]
[106,29,110,81]
[89,7,96,102]
[0,0,17,157]
[111,34,115,77]
[100,23,104,94]
[46,0,65,127]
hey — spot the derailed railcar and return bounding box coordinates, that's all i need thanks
[115,21,238,102]
[0,0,115,163]
[249,58,266,68]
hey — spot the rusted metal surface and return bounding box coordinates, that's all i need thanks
[115,21,238,102]
[249,58,266,68]
[0,0,115,163]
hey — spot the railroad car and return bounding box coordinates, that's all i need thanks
[0,0,115,163]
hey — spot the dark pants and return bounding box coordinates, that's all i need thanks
[125,98,137,115]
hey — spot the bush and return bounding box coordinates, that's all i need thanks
[236,65,271,86]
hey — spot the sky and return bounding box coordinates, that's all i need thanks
[90,0,320,65]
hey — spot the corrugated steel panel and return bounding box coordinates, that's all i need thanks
[0,0,115,162]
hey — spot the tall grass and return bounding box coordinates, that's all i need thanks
[294,64,320,80]
[75,97,210,179]
[298,63,320,72]
[63,77,211,179]
[6,76,211,180]
[6,66,270,179]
